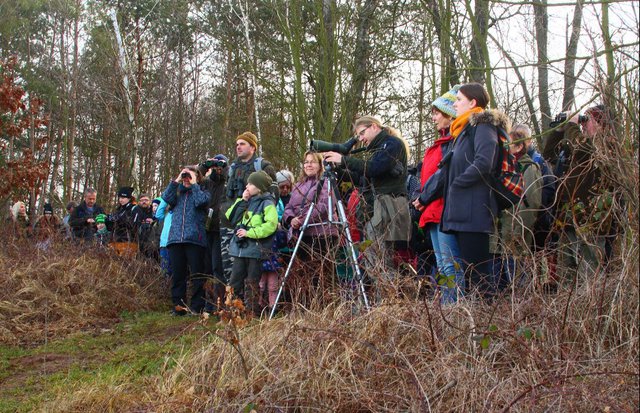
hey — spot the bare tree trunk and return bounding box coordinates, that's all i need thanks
[467,0,488,84]
[533,0,551,130]
[66,1,80,202]
[48,136,63,202]
[332,0,378,141]
[223,47,233,143]
[416,17,427,159]
[313,0,337,142]
[423,0,459,87]
[561,0,583,112]
[230,0,262,148]
[600,0,616,109]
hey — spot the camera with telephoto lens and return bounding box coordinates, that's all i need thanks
[549,112,589,128]
[201,159,228,169]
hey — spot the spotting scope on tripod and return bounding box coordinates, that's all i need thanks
[309,137,368,156]
[269,140,371,319]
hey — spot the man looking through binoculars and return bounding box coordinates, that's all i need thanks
[543,104,619,279]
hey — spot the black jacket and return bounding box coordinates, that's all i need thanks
[69,201,106,241]
[109,202,136,242]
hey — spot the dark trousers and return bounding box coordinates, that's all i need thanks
[205,231,226,312]
[229,257,263,314]
[206,231,225,282]
[168,243,207,312]
[454,231,493,298]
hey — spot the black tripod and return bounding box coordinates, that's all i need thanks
[269,164,370,320]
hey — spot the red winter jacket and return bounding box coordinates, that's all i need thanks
[418,128,454,228]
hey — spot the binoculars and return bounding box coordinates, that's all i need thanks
[549,112,589,128]
[201,159,228,169]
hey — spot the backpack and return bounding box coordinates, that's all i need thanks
[491,127,527,210]
[227,157,264,199]
[468,126,527,211]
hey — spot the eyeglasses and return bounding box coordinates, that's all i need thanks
[303,160,319,165]
[356,125,371,137]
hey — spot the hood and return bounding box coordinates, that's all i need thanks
[469,109,511,132]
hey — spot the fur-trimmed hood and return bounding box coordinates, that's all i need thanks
[469,109,511,132]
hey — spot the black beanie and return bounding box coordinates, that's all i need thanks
[118,186,134,198]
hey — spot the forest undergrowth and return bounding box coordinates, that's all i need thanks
[0,230,635,412]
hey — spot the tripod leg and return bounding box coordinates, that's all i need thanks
[327,178,370,311]
[269,201,318,320]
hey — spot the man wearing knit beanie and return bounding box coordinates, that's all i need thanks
[236,131,258,151]
[224,131,278,214]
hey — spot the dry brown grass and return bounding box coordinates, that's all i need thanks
[139,231,638,412]
[0,234,165,345]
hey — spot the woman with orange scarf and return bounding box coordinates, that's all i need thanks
[441,83,510,299]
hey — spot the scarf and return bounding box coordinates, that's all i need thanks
[450,107,484,140]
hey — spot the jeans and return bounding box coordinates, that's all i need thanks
[428,223,465,304]
[159,247,172,278]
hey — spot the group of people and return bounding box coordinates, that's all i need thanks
[6,82,618,316]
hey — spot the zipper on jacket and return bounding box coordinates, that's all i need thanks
[181,192,189,242]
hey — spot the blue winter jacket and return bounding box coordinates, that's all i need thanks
[161,181,210,247]
[154,198,173,248]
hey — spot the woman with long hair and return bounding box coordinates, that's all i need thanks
[282,151,339,305]
[9,201,30,238]
[441,83,510,298]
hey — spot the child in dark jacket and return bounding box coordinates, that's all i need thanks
[226,171,278,316]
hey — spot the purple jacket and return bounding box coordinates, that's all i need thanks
[282,176,338,238]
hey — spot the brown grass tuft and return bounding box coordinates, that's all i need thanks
[145,232,638,412]
[0,234,165,345]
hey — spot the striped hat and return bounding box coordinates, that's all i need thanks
[432,85,460,118]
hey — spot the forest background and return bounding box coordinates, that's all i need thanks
[1,1,639,411]
[0,0,638,219]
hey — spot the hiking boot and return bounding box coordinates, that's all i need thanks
[170,305,188,316]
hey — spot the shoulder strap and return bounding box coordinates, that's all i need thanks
[228,162,237,179]
[254,157,263,172]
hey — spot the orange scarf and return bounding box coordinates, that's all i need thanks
[450,107,484,140]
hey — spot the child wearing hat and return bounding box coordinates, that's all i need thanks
[94,213,110,246]
[225,171,278,316]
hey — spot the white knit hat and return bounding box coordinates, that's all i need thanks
[276,170,294,185]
